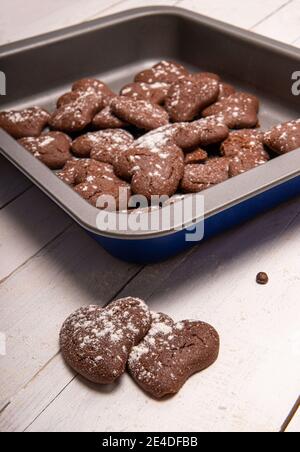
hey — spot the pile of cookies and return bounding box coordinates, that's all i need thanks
[60,297,220,398]
[1,60,300,210]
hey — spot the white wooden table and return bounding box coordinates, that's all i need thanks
[0,0,299,433]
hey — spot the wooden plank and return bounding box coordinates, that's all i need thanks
[0,156,31,209]
[176,0,290,29]
[0,187,71,281]
[0,250,191,432]
[0,0,124,45]
[26,198,300,432]
[89,0,180,18]
[286,409,300,432]
[293,37,300,47]
[1,0,299,434]
[251,0,300,44]
[0,223,140,412]
[2,196,300,432]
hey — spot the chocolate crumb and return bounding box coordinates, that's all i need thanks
[256,272,269,285]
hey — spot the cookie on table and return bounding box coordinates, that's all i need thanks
[165,77,219,122]
[181,158,230,193]
[128,312,220,399]
[92,103,128,130]
[111,97,169,131]
[18,132,72,170]
[221,129,270,176]
[263,119,300,154]
[202,92,259,129]
[185,148,208,164]
[135,60,189,84]
[0,107,50,139]
[71,129,134,165]
[60,298,151,385]
[174,117,229,149]
[50,91,101,134]
[120,82,170,105]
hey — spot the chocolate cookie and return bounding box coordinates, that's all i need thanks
[60,298,152,385]
[264,119,300,154]
[165,77,219,122]
[56,158,82,185]
[128,312,220,399]
[19,132,72,170]
[202,92,259,129]
[92,103,128,130]
[218,83,236,100]
[130,150,185,200]
[120,82,170,105]
[57,159,116,187]
[76,160,116,185]
[74,163,131,210]
[120,124,178,178]
[114,125,184,199]
[50,91,101,134]
[221,130,269,176]
[185,148,208,164]
[0,107,50,139]
[174,117,229,149]
[111,97,169,131]
[56,89,103,111]
[72,129,134,165]
[190,72,221,83]
[181,158,230,193]
[135,61,189,84]
[72,78,115,106]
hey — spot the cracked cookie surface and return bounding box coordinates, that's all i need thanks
[60,298,152,384]
[128,312,220,399]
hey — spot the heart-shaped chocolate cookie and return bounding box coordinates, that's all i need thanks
[128,312,220,399]
[18,132,72,170]
[71,129,134,163]
[0,107,50,139]
[111,97,169,131]
[202,92,259,129]
[181,158,230,193]
[221,129,269,176]
[264,119,300,154]
[50,90,102,134]
[113,125,184,199]
[165,77,219,122]
[60,298,152,384]
[72,78,116,107]
[174,117,229,149]
[120,82,170,105]
[135,60,189,84]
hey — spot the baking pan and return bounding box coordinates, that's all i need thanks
[0,6,300,263]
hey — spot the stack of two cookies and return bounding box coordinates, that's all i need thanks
[60,298,220,399]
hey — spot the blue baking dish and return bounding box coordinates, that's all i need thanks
[93,174,300,264]
[0,6,300,263]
